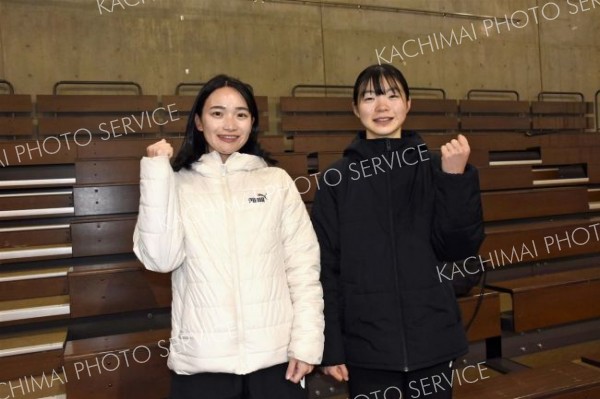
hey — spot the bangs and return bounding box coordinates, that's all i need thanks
[353,64,410,104]
[357,74,404,99]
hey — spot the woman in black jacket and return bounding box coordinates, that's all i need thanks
[311,64,485,399]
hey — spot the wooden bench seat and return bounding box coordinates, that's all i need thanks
[482,218,600,263]
[423,132,600,151]
[69,260,171,318]
[0,295,70,326]
[0,328,67,382]
[292,133,353,153]
[0,244,73,264]
[0,266,69,302]
[0,94,34,139]
[404,98,459,132]
[281,96,359,136]
[482,187,590,222]
[455,361,600,398]
[0,189,74,220]
[457,289,501,343]
[0,222,73,264]
[531,100,595,133]
[486,266,600,332]
[37,95,162,137]
[269,153,310,177]
[478,163,594,191]
[76,137,181,160]
[0,164,75,189]
[258,134,287,153]
[542,147,600,165]
[0,140,76,166]
[64,329,171,399]
[459,99,531,132]
[0,223,71,248]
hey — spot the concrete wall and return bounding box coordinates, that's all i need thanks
[0,0,598,112]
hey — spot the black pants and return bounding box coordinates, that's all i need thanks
[169,362,307,399]
[348,361,454,399]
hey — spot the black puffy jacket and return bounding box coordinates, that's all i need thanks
[311,131,485,372]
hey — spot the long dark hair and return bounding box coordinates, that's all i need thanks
[172,74,271,171]
[352,64,410,105]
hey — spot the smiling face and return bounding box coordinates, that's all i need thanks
[194,86,253,163]
[353,78,411,140]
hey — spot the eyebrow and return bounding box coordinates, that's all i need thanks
[208,105,250,111]
[363,87,402,95]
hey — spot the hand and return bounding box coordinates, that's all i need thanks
[146,139,174,158]
[441,134,470,174]
[286,358,314,384]
[321,364,349,382]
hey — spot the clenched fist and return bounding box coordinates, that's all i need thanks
[146,139,174,159]
[441,134,470,174]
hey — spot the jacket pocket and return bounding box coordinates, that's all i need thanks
[403,285,460,330]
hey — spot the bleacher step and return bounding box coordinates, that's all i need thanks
[0,296,70,323]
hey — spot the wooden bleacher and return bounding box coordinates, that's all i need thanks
[0,79,599,398]
[63,329,171,399]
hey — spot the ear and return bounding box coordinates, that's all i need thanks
[406,98,412,113]
[352,102,360,118]
[194,114,203,131]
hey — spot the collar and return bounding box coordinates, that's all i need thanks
[190,150,267,177]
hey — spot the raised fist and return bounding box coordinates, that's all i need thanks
[146,139,173,159]
[441,134,470,174]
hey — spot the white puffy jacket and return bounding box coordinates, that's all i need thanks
[133,150,324,375]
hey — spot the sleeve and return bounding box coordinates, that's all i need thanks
[430,155,486,262]
[279,172,325,365]
[133,156,186,273]
[310,172,346,366]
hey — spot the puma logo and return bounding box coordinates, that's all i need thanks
[248,193,267,203]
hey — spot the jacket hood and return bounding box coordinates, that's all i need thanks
[190,150,267,177]
[343,130,425,161]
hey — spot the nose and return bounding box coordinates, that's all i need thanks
[223,114,237,131]
[374,96,389,111]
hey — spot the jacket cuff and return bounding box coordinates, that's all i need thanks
[320,327,346,366]
[140,156,172,180]
[434,164,481,228]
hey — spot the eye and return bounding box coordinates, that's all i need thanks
[237,112,250,119]
[363,95,375,102]
[210,111,223,117]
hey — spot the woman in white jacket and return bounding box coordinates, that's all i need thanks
[133,74,324,399]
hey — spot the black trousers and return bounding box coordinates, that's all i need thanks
[348,361,454,399]
[169,362,307,399]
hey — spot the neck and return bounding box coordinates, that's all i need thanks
[366,129,402,140]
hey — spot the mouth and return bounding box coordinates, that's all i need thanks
[217,135,239,143]
[373,117,393,124]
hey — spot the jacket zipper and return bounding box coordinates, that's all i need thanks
[386,139,410,371]
[221,163,247,371]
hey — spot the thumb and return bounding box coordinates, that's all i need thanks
[285,359,297,380]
